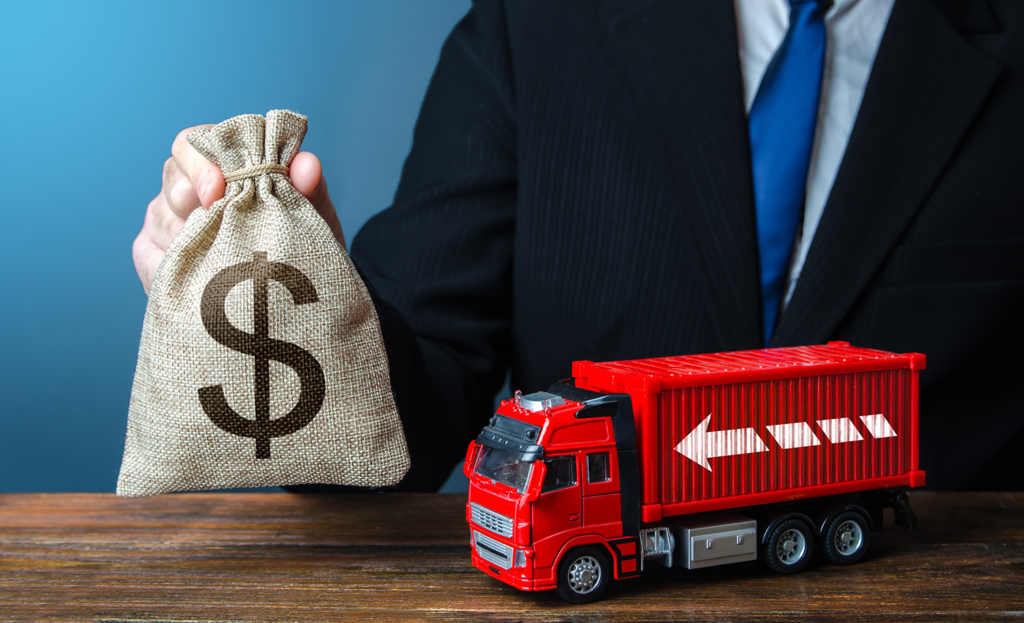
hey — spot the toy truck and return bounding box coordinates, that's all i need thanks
[463,342,925,603]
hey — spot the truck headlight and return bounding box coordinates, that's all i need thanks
[514,549,527,568]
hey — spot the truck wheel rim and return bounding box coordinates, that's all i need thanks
[567,556,602,594]
[776,529,806,565]
[834,520,863,555]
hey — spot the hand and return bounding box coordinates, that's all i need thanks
[132,125,345,295]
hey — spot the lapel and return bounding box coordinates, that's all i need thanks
[607,0,763,351]
[772,0,1003,347]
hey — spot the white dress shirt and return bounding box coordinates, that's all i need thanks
[734,0,895,308]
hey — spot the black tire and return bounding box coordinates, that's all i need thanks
[555,546,611,604]
[763,518,814,574]
[821,510,870,565]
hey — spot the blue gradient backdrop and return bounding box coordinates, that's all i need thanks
[0,1,470,492]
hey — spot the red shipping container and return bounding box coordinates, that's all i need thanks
[573,342,926,523]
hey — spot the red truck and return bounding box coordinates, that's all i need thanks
[463,342,925,603]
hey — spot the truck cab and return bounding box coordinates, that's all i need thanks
[464,384,641,602]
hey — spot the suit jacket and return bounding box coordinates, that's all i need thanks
[348,0,1024,491]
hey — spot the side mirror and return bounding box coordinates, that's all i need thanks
[523,461,546,503]
[462,442,479,478]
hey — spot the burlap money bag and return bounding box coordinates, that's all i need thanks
[117,110,409,496]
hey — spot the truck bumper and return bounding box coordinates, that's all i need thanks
[470,548,543,592]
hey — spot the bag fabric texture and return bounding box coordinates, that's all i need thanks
[117,110,409,497]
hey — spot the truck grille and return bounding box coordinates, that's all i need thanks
[474,530,514,570]
[470,503,513,538]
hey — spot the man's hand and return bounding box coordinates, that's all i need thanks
[132,125,345,295]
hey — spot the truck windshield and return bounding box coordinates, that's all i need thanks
[473,446,533,493]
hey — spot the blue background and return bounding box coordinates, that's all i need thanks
[0,1,472,492]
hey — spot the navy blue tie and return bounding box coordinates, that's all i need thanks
[748,0,827,345]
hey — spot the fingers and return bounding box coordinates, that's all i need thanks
[146,193,186,251]
[290,151,346,249]
[138,134,347,296]
[137,161,194,293]
[161,157,201,220]
[170,125,224,209]
[133,195,181,294]
[132,228,164,296]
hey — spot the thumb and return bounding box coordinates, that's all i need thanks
[289,151,345,248]
[289,151,324,200]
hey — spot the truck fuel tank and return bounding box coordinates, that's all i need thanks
[671,514,758,570]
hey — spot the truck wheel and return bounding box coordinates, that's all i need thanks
[555,546,611,604]
[764,518,813,574]
[821,511,870,565]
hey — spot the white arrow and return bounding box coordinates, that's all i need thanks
[675,414,769,472]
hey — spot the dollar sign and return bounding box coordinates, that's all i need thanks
[198,252,326,459]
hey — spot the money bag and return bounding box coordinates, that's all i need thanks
[117,110,409,496]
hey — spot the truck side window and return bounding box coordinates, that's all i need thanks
[542,455,577,493]
[587,452,610,483]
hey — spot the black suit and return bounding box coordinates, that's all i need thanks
[348,0,1024,491]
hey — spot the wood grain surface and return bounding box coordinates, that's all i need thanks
[0,492,1021,622]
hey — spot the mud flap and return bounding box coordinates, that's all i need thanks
[877,488,919,530]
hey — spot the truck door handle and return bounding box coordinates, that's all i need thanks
[569,514,581,521]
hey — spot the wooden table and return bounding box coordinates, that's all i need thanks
[0,492,1021,621]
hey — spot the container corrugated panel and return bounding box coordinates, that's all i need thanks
[574,343,925,519]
